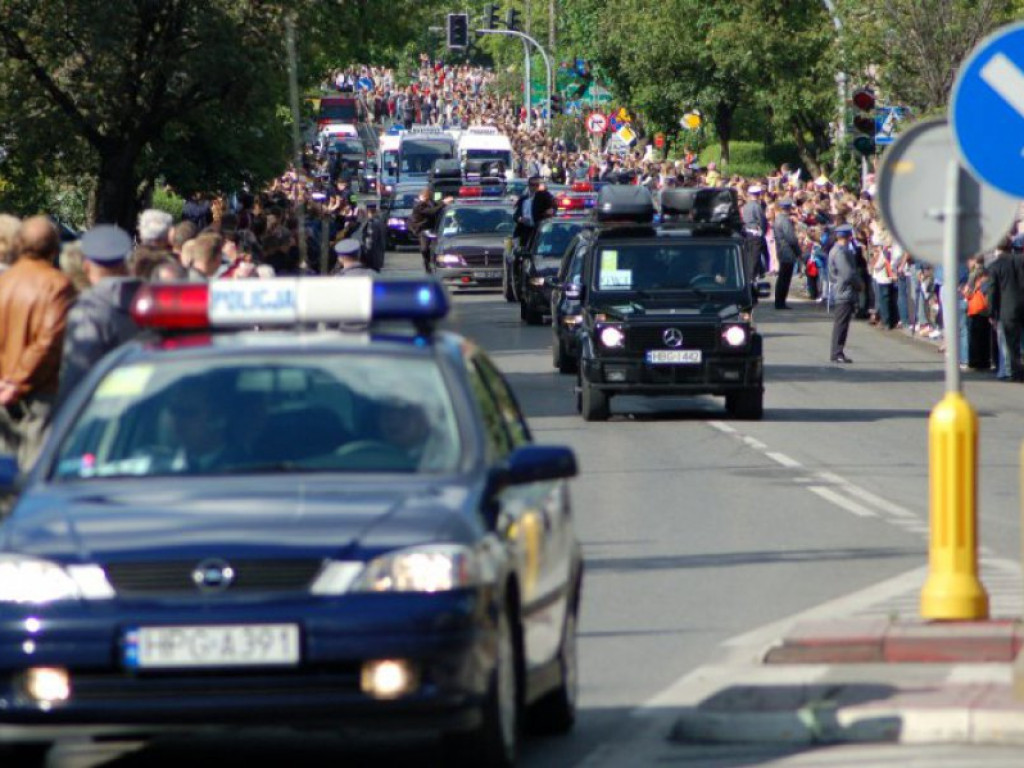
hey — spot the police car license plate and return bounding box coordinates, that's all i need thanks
[124,624,300,669]
[646,350,702,364]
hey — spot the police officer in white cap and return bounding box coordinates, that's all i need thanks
[57,225,144,405]
[333,238,374,277]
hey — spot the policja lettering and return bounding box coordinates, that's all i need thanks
[210,287,296,315]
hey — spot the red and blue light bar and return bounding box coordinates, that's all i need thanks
[130,278,448,330]
[458,185,506,198]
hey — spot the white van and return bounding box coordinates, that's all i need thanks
[457,126,514,178]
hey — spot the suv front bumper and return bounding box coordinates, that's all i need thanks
[582,353,763,396]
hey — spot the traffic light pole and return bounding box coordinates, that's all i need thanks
[523,40,532,129]
[476,28,551,129]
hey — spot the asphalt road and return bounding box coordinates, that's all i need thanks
[44,249,1023,767]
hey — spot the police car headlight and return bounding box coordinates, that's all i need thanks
[352,545,483,593]
[599,325,626,348]
[0,557,114,604]
[387,217,406,228]
[438,253,466,266]
[723,325,748,347]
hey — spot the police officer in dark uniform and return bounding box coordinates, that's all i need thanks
[57,225,144,406]
[334,238,375,277]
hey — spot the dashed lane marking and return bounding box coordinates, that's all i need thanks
[808,485,879,518]
[765,452,802,468]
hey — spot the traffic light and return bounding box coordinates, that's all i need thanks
[850,87,876,156]
[483,4,498,30]
[447,13,469,49]
[506,8,520,31]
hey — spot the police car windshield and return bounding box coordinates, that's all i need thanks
[594,243,743,292]
[440,207,515,236]
[53,355,462,479]
[535,222,584,260]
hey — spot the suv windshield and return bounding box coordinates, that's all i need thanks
[53,354,462,479]
[440,207,515,236]
[593,243,743,292]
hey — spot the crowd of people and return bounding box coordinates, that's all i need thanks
[1,55,1024,474]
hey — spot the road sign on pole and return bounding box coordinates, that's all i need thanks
[877,119,1018,266]
[950,21,1024,199]
[586,112,608,134]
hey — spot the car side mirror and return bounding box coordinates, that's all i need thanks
[486,445,577,501]
[0,454,19,498]
[755,281,771,299]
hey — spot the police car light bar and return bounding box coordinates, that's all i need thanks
[130,278,449,330]
[458,185,505,198]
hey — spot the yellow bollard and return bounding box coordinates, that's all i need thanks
[920,391,989,619]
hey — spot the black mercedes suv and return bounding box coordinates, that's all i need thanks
[574,185,767,422]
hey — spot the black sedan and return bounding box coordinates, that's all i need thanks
[0,278,582,767]
[384,183,423,248]
[518,216,592,325]
[431,201,516,288]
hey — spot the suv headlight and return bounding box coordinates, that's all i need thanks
[722,325,748,347]
[599,325,626,348]
[438,254,466,266]
[0,557,114,603]
[351,545,483,593]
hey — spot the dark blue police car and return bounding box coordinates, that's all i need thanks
[0,278,582,766]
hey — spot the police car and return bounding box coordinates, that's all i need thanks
[574,186,766,421]
[0,279,582,766]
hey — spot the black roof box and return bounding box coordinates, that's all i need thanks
[662,186,742,231]
[430,158,462,180]
[595,185,655,224]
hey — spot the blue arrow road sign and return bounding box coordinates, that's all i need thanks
[951,21,1024,198]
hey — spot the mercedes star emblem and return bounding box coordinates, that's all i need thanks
[662,328,684,348]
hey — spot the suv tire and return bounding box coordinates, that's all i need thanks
[502,261,516,303]
[580,371,609,422]
[553,336,577,374]
[726,389,763,420]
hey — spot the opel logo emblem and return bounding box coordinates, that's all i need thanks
[191,559,236,593]
[663,328,684,348]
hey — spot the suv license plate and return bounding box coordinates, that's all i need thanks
[124,624,300,669]
[478,270,501,279]
[646,350,702,364]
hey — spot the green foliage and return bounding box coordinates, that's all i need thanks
[836,0,1016,112]
[698,141,802,179]
[151,186,184,222]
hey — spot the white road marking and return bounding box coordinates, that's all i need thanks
[808,485,878,517]
[707,420,736,434]
[765,451,802,468]
[816,470,919,519]
[742,435,768,450]
[980,53,1024,121]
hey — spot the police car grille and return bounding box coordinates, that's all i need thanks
[628,326,719,352]
[105,560,323,595]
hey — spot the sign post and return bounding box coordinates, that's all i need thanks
[877,117,1019,621]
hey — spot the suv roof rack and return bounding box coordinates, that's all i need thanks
[594,185,655,225]
[660,187,743,233]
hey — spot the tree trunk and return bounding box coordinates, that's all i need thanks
[790,120,821,178]
[715,100,733,166]
[91,143,141,229]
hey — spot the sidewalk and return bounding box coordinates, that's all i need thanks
[669,557,1024,752]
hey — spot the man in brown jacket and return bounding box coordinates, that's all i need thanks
[0,216,75,469]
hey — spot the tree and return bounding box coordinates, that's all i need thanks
[0,0,444,228]
[837,0,1016,112]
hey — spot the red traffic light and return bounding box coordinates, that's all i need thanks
[852,88,876,112]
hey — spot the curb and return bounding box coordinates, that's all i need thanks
[764,619,1023,665]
